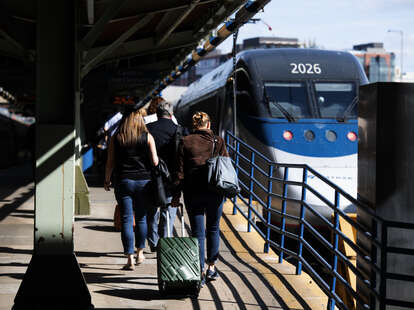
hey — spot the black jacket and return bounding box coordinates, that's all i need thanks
[146,118,177,172]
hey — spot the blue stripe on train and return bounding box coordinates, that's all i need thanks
[241,116,357,158]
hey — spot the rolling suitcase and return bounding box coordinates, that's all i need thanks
[157,203,202,296]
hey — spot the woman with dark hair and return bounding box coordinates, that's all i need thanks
[173,111,228,285]
[104,110,158,270]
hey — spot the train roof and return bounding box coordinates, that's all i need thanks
[177,58,234,107]
[177,48,367,107]
[239,48,367,81]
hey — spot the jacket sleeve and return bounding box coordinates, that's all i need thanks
[217,136,229,157]
[175,139,185,185]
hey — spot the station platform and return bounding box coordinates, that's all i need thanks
[0,165,328,309]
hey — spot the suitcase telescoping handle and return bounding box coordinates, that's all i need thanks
[165,203,185,238]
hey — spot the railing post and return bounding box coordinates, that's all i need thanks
[264,164,273,253]
[328,190,340,310]
[370,218,378,309]
[296,168,308,275]
[248,152,255,233]
[379,222,388,310]
[279,167,289,264]
[232,140,240,215]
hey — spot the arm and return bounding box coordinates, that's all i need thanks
[217,136,229,157]
[171,140,184,207]
[147,133,159,166]
[104,136,115,191]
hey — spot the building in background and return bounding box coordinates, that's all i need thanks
[401,72,414,83]
[349,43,396,82]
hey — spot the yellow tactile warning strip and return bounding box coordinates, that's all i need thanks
[220,200,329,309]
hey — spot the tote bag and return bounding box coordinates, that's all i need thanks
[151,158,170,207]
[206,138,240,198]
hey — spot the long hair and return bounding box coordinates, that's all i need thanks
[147,96,165,115]
[116,110,147,147]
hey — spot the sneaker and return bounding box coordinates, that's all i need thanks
[206,268,219,281]
[200,276,206,287]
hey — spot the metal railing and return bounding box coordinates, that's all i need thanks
[225,131,414,310]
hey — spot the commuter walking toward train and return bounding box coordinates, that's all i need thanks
[146,100,188,251]
[104,109,159,270]
[172,111,228,284]
[144,96,179,125]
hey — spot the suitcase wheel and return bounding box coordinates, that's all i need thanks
[159,281,166,294]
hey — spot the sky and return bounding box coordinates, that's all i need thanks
[219,0,414,73]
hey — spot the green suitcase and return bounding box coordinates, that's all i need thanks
[157,204,202,296]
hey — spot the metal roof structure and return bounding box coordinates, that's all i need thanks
[0,0,270,100]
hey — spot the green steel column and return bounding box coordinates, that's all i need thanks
[34,0,76,255]
[13,1,93,309]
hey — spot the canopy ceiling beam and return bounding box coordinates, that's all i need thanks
[0,30,32,61]
[9,0,218,27]
[108,0,216,24]
[0,38,26,60]
[86,0,94,25]
[81,13,154,78]
[84,30,193,64]
[81,0,129,50]
[155,0,200,47]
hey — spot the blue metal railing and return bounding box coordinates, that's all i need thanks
[225,131,414,310]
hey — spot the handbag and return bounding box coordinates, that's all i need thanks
[114,204,135,232]
[206,137,240,198]
[151,158,171,207]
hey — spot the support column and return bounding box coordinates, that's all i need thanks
[13,1,93,309]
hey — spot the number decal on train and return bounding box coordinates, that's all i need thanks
[290,63,321,74]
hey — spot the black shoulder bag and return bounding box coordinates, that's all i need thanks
[146,132,171,207]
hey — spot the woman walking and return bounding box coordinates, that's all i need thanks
[173,111,228,284]
[104,109,158,270]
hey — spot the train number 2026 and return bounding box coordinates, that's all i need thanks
[290,63,321,74]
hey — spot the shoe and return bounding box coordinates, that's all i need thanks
[200,276,206,288]
[122,264,135,271]
[149,245,157,253]
[206,269,219,281]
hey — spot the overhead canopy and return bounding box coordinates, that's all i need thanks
[0,0,248,97]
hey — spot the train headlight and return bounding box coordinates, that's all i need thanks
[283,130,293,141]
[347,131,357,142]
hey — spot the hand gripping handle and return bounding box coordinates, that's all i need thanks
[165,203,185,238]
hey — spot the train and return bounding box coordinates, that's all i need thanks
[174,48,368,228]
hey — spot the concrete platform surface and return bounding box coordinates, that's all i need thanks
[0,166,328,309]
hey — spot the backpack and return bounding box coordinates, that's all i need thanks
[173,124,185,158]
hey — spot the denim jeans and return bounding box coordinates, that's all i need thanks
[146,197,178,248]
[184,190,224,271]
[115,178,152,254]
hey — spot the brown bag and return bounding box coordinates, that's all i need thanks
[114,204,135,231]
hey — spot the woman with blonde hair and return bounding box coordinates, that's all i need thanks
[173,111,228,285]
[105,109,158,270]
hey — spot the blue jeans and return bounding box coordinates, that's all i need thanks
[115,178,152,254]
[184,190,224,271]
[146,197,178,248]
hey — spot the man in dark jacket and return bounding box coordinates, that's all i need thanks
[146,101,186,250]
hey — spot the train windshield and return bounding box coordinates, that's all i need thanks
[314,82,357,119]
[264,82,311,120]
